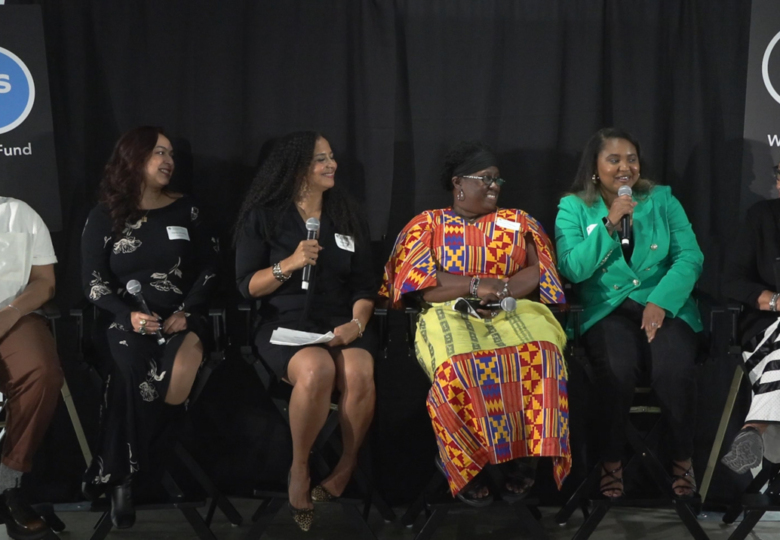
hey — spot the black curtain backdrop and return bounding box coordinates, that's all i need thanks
[6,0,754,506]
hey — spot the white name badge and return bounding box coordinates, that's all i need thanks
[166,226,190,241]
[586,224,598,235]
[335,234,355,252]
[495,217,521,231]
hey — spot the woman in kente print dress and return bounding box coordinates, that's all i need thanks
[80,126,219,529]
[381,141,570,505]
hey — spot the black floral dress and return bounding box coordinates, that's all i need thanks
[80,196,219,486]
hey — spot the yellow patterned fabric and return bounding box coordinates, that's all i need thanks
[381,208,571,496]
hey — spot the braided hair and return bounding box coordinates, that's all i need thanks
[234,131,365,243]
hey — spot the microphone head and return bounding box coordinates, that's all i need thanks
[126,280,142,295]
[305,217,320,231]
[617,185,632,197]
[500,296,517,312]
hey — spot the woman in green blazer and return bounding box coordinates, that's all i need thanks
[555,128,704,500]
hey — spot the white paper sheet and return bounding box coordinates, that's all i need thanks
[269,327,335,346]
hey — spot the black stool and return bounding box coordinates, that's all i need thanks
[54,302,243,540]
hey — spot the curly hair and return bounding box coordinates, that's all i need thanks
[98,126,167,238]
[234,131,365,244]
[439,141,498,191]
[568,127,655,205]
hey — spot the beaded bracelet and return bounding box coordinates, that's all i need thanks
[469,276,481,297]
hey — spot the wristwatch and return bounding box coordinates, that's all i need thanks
[602,216,617,234]
[272,262,291,283]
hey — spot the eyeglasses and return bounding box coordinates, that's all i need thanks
[774,166,780,179]
[460,175,505,187]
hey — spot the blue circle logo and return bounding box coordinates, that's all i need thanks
[0,47,36,135]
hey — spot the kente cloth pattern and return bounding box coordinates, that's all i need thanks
[380,208,570,495]
[743,317,780,463]
[379,208,566,307]
[429,341,570,495]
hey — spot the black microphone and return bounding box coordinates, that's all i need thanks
[126,280,166,345]
[618,185,632,246]
[301,217,320,291]
[454,296,517,316]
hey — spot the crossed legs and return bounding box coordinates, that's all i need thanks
[285,346,375,510]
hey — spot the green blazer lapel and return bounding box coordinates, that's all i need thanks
[630,194,655,270]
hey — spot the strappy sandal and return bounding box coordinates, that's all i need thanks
[502,460,536,503]
[671,461,697,500]
[599,463,624,500]
[435,456,493,508]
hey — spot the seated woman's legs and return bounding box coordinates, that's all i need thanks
[164,332,203,405]
[585,307,644,497]
[649,316,698,496]
[315,348,375,498]
[286,347,337,510]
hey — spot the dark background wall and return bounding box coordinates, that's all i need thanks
[5,0,754,506]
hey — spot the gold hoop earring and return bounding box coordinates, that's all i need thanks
[457,189,465,201]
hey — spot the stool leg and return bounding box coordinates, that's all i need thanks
[180,507,218,540]
[342,504,379,540]
[727,510,765,540]
[61,378,93,466]
[414,508,449,540]
[401,474,445,526]
[673,501,709,540]
[555,464,600,524]
[512,503,548,540]
[701,366,743,503]
[723,465,775,523]
[175,443,243,525]
[90,512,113,540]
[245,498,284,540]
[572,502,609,540]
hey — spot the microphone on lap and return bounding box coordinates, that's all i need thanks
[301,217,320,291]
[454,296,517,316]
[618,185,632,246]
[126,279,166,345]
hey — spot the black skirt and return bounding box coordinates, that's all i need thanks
[254,314,377,381]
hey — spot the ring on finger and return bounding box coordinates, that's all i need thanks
[140,318,147,327]
[139,327,147,335]
[651,322,659,328]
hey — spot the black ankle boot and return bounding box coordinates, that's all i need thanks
[110,476,135,529]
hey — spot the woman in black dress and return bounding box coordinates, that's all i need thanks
[235,131,376,531]
[81,126,219,528]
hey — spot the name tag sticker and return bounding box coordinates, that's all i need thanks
[335,234,355,252]
[496,217,521,231]
[167,226,190,241]
[586,224,598,235]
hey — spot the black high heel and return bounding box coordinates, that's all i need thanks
[110,475,135,529]
[288,471,314,532]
